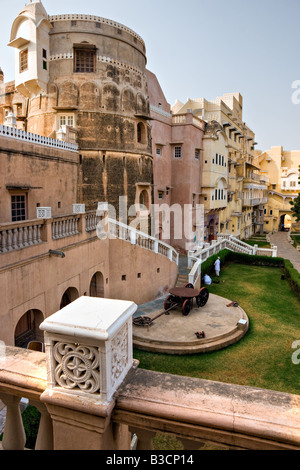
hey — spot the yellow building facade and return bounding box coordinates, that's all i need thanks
[254,146,300,232]
[173,93,268,241]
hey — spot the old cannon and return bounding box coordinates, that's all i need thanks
[133,283,209,326]
[164,283,209,316]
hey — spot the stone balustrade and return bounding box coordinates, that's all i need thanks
[0,220,43,253]
[0,212,179,269]
[106,218,179,265]
[1,296,300,451]
[51,215,80,240]
[0,124,78,152]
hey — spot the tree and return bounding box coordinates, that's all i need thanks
[289,165,300,221]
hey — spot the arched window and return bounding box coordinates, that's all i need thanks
[137,122,146,143]
[60,287,79,309]
[90,272,105,298]
[15,309,44,348]
[139,189,149,211]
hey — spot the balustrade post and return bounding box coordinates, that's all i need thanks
[130,228,136,245]
[130,427,156,450]
[39,296,137,450]
[29,399,53,450]
[0,393,26,450]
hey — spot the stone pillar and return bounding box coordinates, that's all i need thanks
[39,296,137,450]
[0,393,26,450]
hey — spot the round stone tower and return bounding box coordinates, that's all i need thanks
[9,2,153,217]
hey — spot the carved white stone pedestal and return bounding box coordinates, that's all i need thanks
[40,296,137,405]
[39,296,137,450]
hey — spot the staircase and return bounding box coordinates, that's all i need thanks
[176,256,190,287]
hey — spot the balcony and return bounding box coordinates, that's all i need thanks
[0,295,300,451]
[242,197,268,207]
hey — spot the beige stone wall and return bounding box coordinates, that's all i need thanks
[0,134,79,223]
[0,227,177,345]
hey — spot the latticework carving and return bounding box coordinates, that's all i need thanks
[53,342,101,394]
[111,324,129,387]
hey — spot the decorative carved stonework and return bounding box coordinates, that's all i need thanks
[40,296,137,404]
[53,342,101,394]
[111,324,129,388]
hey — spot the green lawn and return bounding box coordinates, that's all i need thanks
[242,238,270,248]
[134,262,300,396]
[291,234,300,247]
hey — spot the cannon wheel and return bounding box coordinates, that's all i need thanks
[133,316,152,326]
[164,295,173,311]
[182,299,192,316]
[196,287,209,307]
[184,283,194,289]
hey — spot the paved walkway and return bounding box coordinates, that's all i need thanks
[269,231,300,272]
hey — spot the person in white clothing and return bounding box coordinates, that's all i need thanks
[203,274,212,285]
[214,257,221,277]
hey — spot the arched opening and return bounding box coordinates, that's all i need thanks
[137,122,146,143]
[90,272,105,298]
[207,215,218,242]
[60,287,79,309]
[14,309,44,349]
[279,214,292,231]
[139,189,150,211]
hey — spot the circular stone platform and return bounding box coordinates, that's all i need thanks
[133,294,249,355]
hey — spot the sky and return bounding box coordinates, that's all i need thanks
[0,0,300,151]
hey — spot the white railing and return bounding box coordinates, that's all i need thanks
[188,235,278,285]
[0,125,78,152]
[107,218,179,265]
[0,220,43,253]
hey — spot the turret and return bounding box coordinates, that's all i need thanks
[8,0,51,98]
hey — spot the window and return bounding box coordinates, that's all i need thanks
[174,146,182,158]
[195,149,200,160]
[158,192,163,200]
[19,49,28,73]
[216,154,218,164]
[156,147,162,156]
[137,122,146,143]
[74,47,96,73]
[42,49,47,71]
[11,195,26,222]
[59,115,74,128]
